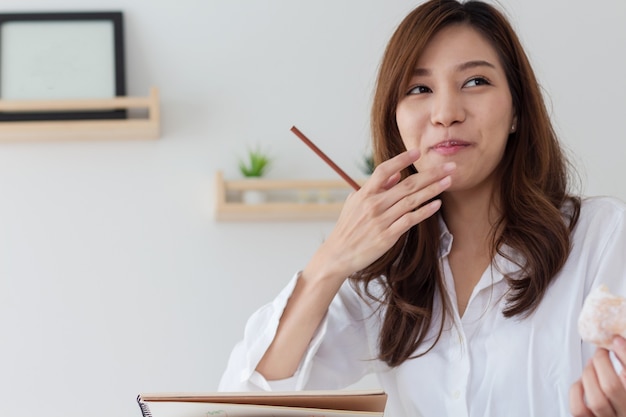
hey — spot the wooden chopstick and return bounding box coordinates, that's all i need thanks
[290,126,361,191]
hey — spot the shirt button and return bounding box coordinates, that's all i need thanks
[452,390,461,400]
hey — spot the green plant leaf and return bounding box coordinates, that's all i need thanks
[238,146,272,177]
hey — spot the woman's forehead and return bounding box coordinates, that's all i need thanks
[415,24,501,71]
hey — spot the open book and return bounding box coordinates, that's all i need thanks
[137,389,387,417]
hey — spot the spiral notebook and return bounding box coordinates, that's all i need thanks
[136,389,387,417]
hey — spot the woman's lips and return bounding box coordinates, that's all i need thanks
[430,140,471,156]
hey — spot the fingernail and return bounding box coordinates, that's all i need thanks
[443,162,456,172]
[613,336,626,349]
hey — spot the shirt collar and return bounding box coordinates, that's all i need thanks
[437,215,453,258]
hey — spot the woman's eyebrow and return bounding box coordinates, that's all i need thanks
[455,59,496,72]
[412,60,496,76]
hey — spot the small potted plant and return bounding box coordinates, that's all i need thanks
[239,146,272,178]
[238,146,273,204]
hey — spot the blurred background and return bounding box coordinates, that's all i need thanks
[0,1,624,416]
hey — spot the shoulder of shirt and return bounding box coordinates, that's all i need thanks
[572,196,626,237]
[580,195,626,217]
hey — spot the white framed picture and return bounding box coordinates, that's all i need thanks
[0,11,126,121]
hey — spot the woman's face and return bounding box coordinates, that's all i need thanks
[395,24,515,194]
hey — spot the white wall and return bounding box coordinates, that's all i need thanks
[0,1,624,417]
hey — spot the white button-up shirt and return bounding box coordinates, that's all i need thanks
[219,197,626,417]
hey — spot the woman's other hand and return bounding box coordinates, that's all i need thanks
[570,336,626,416]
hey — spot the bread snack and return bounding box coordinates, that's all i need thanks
[578,284,626,349]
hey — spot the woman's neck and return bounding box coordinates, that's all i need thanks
[440,184,501,249]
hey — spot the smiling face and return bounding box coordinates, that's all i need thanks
[395,23,516,194]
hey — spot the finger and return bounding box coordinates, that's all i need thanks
[364,148,455,214]
[384,166,454,220]
[612,336,626,384]
[356,199,442,264]
[395,198,443,232]
[377,180,450,242]
[582,350,617,416]
[595,344,626,412]
[357,159,455,222]
[367,149,420,190]
[381,171,402,190]
[569,379,593,417]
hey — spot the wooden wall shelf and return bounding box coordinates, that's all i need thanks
[0,87,160,141]
[214,171,358,221]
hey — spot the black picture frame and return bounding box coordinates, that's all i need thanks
[0,11,126,121]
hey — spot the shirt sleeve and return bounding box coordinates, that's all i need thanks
[217,271,380,392]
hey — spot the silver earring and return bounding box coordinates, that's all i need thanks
[510,124,516,133]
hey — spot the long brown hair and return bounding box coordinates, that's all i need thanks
[353,0,581,367]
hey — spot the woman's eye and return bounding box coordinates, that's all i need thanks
[464,77,490,87]
[406,85,432,95]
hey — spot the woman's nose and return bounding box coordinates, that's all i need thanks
[430,89,465,127]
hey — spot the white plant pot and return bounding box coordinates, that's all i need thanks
[242,189,266,205]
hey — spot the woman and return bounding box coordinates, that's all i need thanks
[219,1,626,416]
